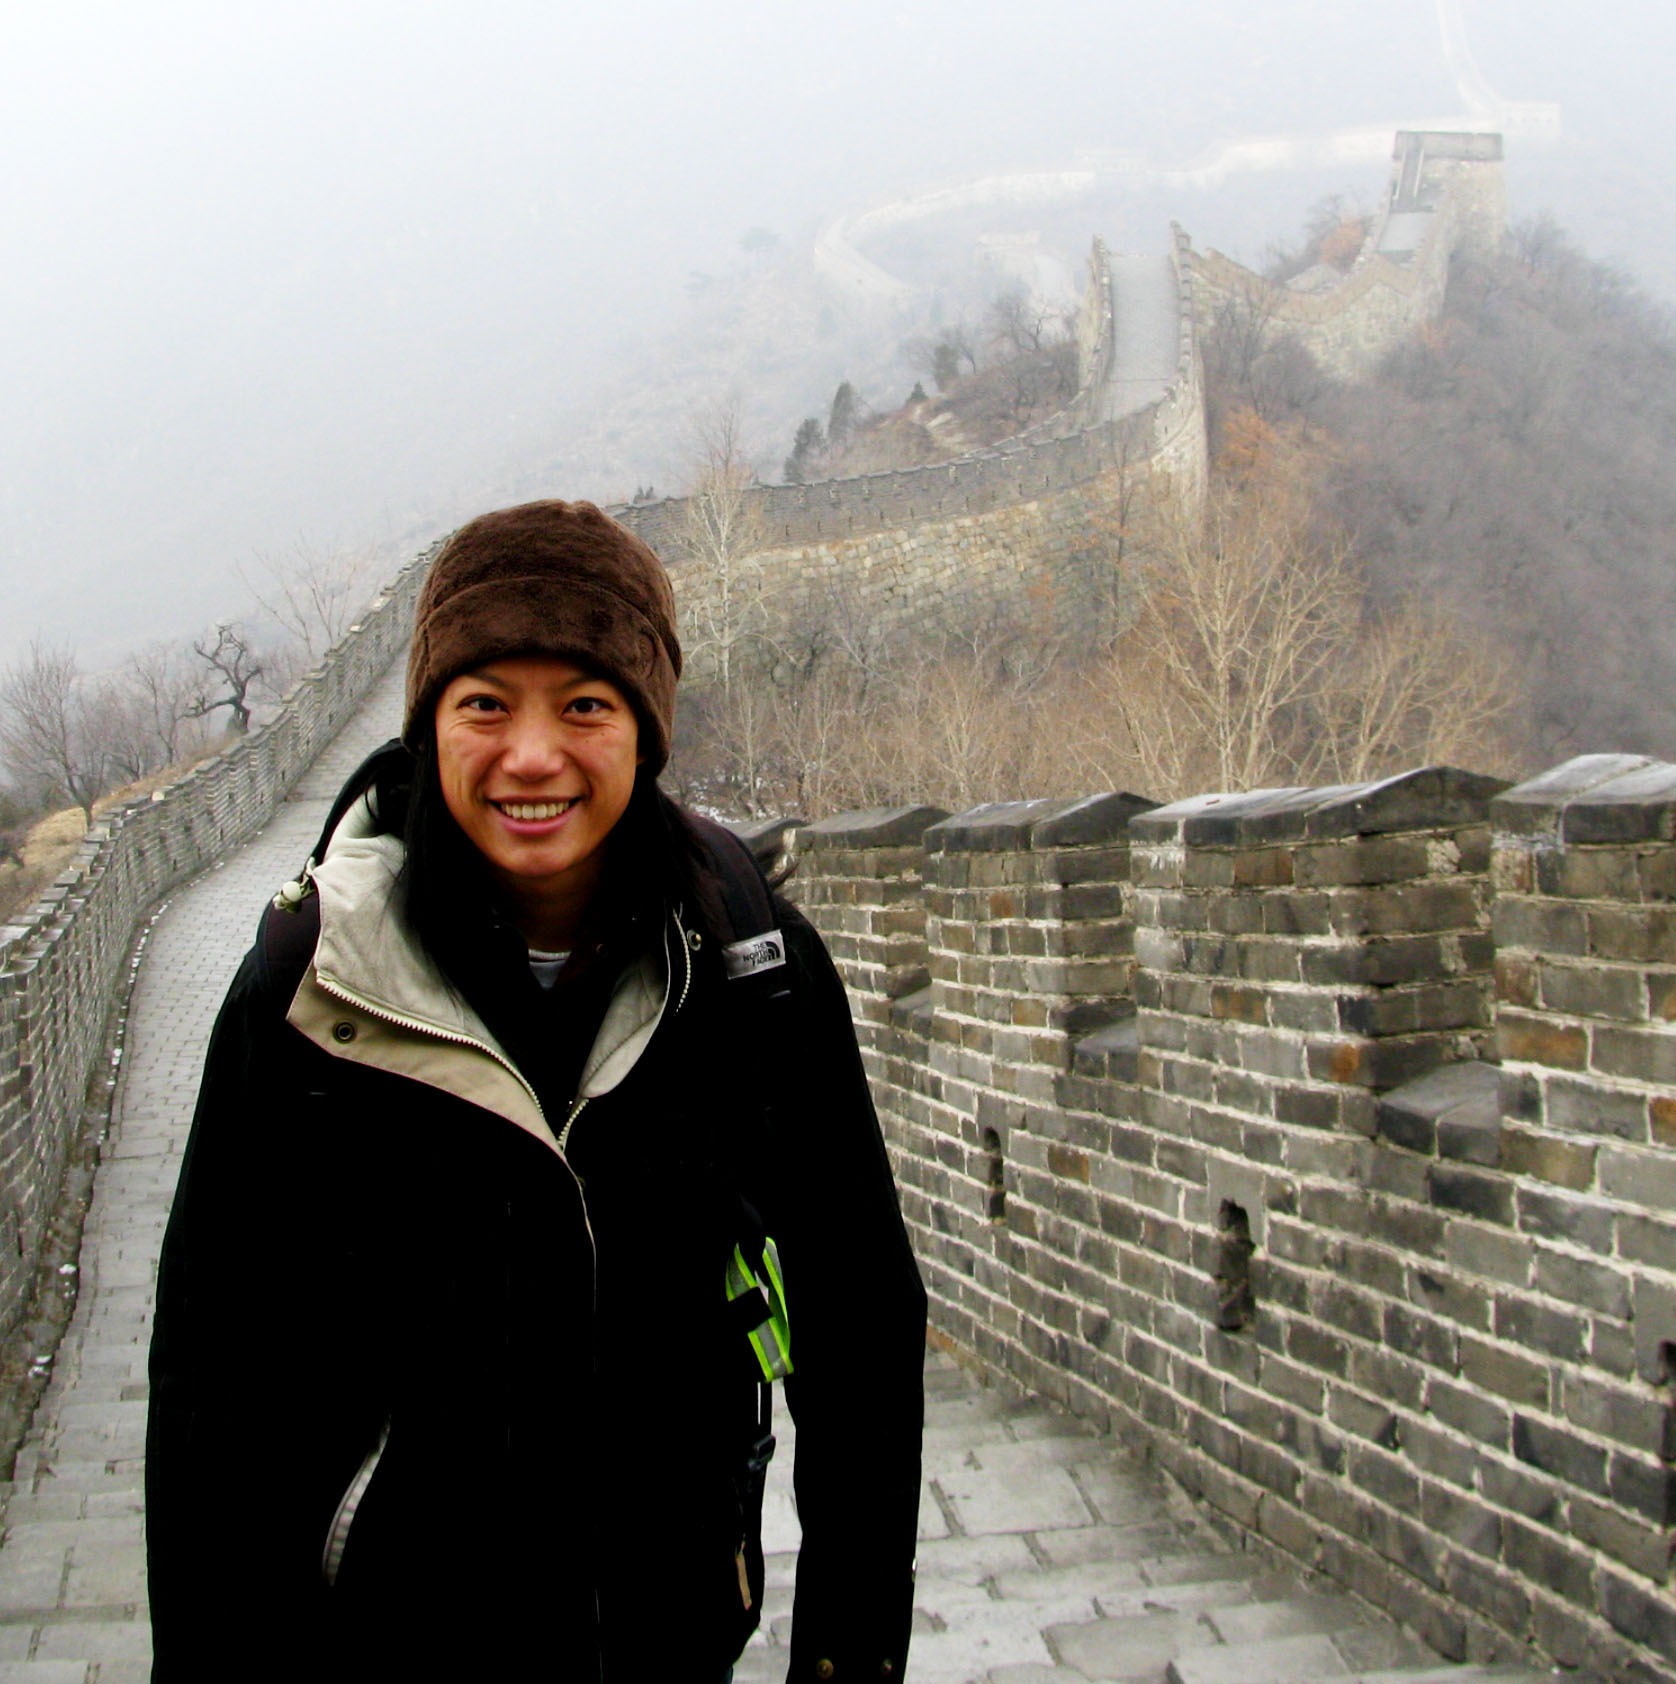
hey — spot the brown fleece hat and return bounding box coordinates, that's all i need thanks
[404,500,683,768]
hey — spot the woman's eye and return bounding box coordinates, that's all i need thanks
[567,695,610,716]
[459,694,506,714]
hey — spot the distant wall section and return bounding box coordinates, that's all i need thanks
[615,233,1204,680]
[1186,131,1505,381]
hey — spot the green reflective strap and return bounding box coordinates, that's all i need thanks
[726,1237,793,1382]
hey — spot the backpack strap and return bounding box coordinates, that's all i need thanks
[684,811,792,1010]
[259,889,322,996]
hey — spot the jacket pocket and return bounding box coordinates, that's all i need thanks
[321,1417,391,1587]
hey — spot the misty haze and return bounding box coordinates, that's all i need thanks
[1,0,1671,680]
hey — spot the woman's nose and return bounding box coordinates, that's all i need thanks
[500,713,568,778]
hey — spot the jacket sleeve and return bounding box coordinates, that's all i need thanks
[145,923,378,1680]
[771,905,927,1683]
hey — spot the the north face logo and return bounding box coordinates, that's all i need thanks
[723,930,787,980]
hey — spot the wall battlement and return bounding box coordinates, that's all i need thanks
[791,755,1676,1684]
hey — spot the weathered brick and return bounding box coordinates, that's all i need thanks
[1617,1211,1676,1269]
[1496,1009,1587,1070]
[1534,845,1642,902]
[1588,904,1676,965]
[1608,1452,1676,1526]
[1540,959,1647,1022]
[1428,1165,1514,1225]
[1543,1073,1650,1141]
[1458,1335,1550,1408]
[1535,1250,1631,1318]
[1512,1414,1609,1492]
[1601,1568,1676,1664]
[1495,1293,1587,1362]
[1493,896,1587,957]
[1502,1516,1594,1603]
[1593,1024,1676,1087]
[1599,1142,1676,1210]
[1500,1125,1598,1189]
[1568,1501,1667,1586]
[1424,1375,1510,1448]
[1517,1185,1615,1253]
[1442,1221,1532,1286]
[1494,953,1538,1008]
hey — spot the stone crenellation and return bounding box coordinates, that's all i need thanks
[787,755,1676,1684]
[0,548,434,1340]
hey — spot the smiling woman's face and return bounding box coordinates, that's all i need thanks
[433,654,641,946]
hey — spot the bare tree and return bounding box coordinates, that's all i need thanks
[985,288,1062,358]
[122,642,205,768]
[904,323,980,393]
[1309,602,1522,783]
[678,404,770,695]
[240,540,378,664]
[0,640,111,827]
[186,624,264,735]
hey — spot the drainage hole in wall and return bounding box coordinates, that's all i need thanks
[982,1128,1005,1222]
[1215,1200,1255,1332]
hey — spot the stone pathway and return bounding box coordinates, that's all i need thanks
[0,655,1572,1683]
[736,1355,1569,1684]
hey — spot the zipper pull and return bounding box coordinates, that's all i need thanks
[273,857,317,913]
[734,1545,752,1611]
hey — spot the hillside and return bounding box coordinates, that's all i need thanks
[1214,217,1676,762]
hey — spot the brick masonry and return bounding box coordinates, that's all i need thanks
[791,757,1676,1684]
[0,549,433,1342]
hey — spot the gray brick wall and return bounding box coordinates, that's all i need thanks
[790,755,1676,1684]
[0,548,433,1338]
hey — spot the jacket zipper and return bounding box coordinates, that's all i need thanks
[556,910,693,1159]
[556,1095,588,1155]
[313,971,551,1128]
[322,1417,391,1586]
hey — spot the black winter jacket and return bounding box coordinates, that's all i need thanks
[145,802,926,1682]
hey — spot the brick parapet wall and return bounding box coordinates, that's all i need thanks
[0,546,434,1337]
[611,231,1206,682]
[790,755,1676,1683]
[1185,131,1501,381]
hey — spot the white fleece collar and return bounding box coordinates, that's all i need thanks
[305,795,671,1107]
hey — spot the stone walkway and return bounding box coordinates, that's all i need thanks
[0,656,1569,1683]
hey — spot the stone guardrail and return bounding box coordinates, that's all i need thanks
[0,546,435,1339]
[789,756,1676,1684]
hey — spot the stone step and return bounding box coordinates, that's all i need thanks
[1167,1656,1580,1684]
[1355,1668,1583,1683]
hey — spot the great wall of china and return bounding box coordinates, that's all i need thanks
[612,131,1507,681]
[1,129,1672,1682]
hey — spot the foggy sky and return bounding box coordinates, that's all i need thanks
[2,0,1671,676]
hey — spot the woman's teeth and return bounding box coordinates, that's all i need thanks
[497,799,576,821]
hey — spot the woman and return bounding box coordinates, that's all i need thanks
[146,501,927,1682]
